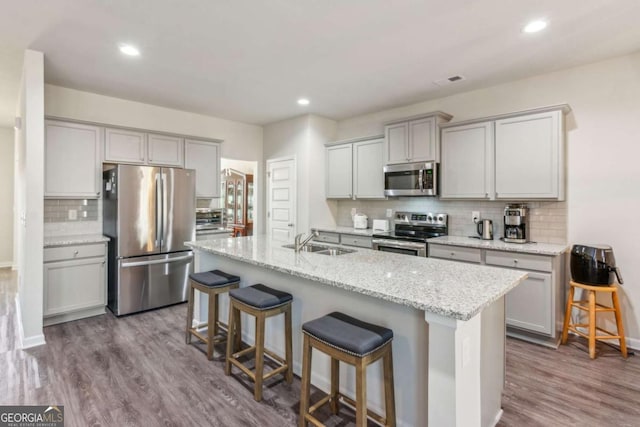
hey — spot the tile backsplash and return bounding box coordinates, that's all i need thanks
[336,199,567,244]
[44,199,102,236]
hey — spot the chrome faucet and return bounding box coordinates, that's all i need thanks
[294,230,319,253]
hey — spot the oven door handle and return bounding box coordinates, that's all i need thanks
[372,239,426,250]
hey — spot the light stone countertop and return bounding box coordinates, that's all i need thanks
[312,226,388,237]
[186,235,528,321]
[44,234,110,247]
[428,236,569,256]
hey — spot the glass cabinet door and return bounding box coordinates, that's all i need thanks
[226,181,235,223]
[247,182,254,222]
[235,180,244,225]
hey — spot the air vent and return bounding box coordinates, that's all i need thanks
[433,75,466,87]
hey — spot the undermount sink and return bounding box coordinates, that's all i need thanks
[282,244,356,256]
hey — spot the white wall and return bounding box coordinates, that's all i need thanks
[0,126,14,267]
[337,52,640,343]
[16,50,45,348]
[263,114,337,234]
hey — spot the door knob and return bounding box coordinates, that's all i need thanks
[287,223,294,227]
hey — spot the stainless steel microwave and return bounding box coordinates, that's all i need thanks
[383,162,438,196]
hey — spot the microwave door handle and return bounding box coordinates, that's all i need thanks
[418,169,424,192]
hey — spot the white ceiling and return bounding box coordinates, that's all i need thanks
[1,0,639,127]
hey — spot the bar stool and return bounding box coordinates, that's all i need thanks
[225,284,293,401]
[299,312,396,427]
[562,280,627,359]
[186,270,240,360]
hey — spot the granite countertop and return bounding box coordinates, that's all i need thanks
[44,234,110,247]
[186,235,527,321]
[428,236,569,256]
[312,226,387,237]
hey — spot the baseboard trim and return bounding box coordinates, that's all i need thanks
[0,261,13,269]
[492,409,504,427]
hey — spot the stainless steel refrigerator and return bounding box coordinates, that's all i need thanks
[103,164,195,316]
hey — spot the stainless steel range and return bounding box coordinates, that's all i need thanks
[372,212,448,257]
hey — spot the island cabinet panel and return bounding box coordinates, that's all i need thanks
[105,128,147,164]
[495,110,563,200]
[147,133,183,167]
[43,242,107,326]
[325,144,353,199]
[184,139,221,198]
[440,121,494,199]
[45,120,102,198]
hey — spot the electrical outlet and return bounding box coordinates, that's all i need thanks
[386,209,393,218]
[472,211,480,223]
[68,209,77,220]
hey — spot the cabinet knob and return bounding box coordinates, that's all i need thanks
[450,252,455,257]
[513,259,518,264]
[73,250,79,256]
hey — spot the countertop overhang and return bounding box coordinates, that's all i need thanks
[186,235,528,321]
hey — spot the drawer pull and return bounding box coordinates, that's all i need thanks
[73,250,79,256]
[513,259,518,264]
[450,252,455,256]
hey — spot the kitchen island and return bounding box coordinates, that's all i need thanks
[186,236,527,427]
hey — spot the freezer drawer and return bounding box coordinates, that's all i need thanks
[110,251,193,316]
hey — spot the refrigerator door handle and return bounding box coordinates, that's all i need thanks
[155,173,162,247]
[161,172,167,248]
[121,254,193,268]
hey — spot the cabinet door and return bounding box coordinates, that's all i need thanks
[184,140,221,198]
[43,257,106,316]
[408,117,437,162]
[384,122,408,164]
[326,144,353,199]
[440,122,494,199]
[506,271,553,335]
[148,133,184,167]
[45,121,102,198]
[353,138,385,199]
[105,128,146,164]
[495,110,562,199]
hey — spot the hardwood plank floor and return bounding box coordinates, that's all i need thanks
[1,267,639,426]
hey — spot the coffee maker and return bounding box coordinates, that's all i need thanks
[504,204,528,243]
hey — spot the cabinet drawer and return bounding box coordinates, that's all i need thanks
[341,234,372,248]
[429,244,481,263]
[485,250,552,272]
[44,243,106,263]
[315,232,340,244]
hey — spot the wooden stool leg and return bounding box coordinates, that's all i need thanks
[212,293,219,337]
[299,334,312,427]
[612,289,628,358]
[330,357,340,415]
[254,313,266,401]
[285,304,293,384]
[383,347,396,427]
[588,290,597,359]
[225,301,236,376]
[186,284,195,344]
[234,306,242,351]
[561,285,575,344]
[355,359,367,427]
[207,291,216,360]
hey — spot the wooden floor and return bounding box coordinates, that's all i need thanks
[2,267,640,426]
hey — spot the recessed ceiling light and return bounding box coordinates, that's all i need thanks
[523,20,548,33]
[119,44,140,56]
[297,98,310,106]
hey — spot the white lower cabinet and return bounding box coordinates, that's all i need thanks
[429,243,565,347]
[43,243,107,326]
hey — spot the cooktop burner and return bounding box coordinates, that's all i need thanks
[372,211,448,242]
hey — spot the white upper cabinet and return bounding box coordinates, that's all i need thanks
[441,122,494,199]
[495,110,563,200]
[148,133,184,166]
[384,112,451,164]
[105,128,146,164]
[45,120,102,198]
[326,137,385,200]
[440,105,568,200]
[326,144,353,199]
[184,139,221,198]
[354,138,385,199]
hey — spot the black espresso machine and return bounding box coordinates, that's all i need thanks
[571,244,624,286]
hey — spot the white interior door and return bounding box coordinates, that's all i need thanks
[267,157,296,242]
